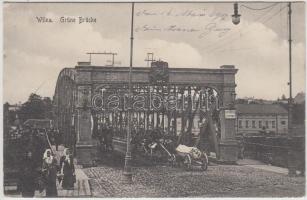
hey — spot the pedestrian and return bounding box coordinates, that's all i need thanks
[48,129,55,146]
[36,131,49,162]
[54,129,60,151]
[105,126,114,151]
[18,151,37,197]
[60,148,75,190]
[42,149,58,197]
[98,124,105,151]
[103,121,111,151]
[101,123,109,151]
[238,137,245,159]
[71,127,77,156]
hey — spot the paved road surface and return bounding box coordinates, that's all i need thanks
[237,158,302,175]
[83,157,305,197]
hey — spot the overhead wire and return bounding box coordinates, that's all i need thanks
[207,4,288,54]
[33,76,55,94]
[203,3,278,51]
[262,4,288,24]
[34,80,47,94]
[214,47,258,53]
[206,5,284,53]
[240,3,280,11]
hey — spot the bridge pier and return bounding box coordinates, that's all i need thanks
[75,109,97,167]
[216,78,238,163]
[216,109,238,163]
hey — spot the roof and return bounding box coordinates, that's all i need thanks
[236,104,288,115]
[292,124,305,136]
[24,119,53,128]
[74,65,238,74]
[294,92,305,104]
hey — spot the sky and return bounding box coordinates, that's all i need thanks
[3,2,306,104]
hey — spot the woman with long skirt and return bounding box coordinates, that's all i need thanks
[42,149,58,197]
[60,148,75,190]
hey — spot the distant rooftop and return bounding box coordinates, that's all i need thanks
[24,119,53,128]
[236,104,288,115]
[294,92,305,104]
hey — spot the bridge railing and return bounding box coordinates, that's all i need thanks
[238,135,305,169]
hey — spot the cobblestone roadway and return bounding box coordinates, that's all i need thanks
[84,163,305,197]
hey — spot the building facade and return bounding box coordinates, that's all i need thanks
[236,104,288,135]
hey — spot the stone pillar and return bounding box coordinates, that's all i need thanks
[218,66,238,163]
[75,85,97,167]
[219,109,238,163]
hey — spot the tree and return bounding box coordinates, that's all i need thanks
[42,97,53,119]
[236,98,248,104]
[281,94,287,100]
[18,93,53,123]
[293,101,305,125]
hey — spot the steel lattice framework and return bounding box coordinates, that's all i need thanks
[54,63,238,165]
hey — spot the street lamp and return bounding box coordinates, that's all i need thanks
[232,3,241,25]
[231,2,295,176]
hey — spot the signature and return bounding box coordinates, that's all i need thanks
[198,23,231,38]
[135,24,199,33]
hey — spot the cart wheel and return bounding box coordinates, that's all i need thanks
[184,154,192,171]
[170,154,177,167]
[201,152,209,171]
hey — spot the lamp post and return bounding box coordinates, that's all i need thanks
[231,2,295,176]
[123,2,134,184]
[286,2,296,176]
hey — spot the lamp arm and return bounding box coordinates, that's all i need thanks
[240,3,279,11]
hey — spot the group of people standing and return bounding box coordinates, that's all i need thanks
[19,147,75,197]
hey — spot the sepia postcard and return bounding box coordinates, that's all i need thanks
[2,1,306,198]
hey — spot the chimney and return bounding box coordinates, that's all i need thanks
[220,65,235,69]
[77,61,91,66]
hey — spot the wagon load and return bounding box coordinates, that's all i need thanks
[175,144,208,170]
[176,145,202,159]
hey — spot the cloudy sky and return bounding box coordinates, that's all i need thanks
[3,2,306,104]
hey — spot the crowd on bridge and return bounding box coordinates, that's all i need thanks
[93,116,217,154]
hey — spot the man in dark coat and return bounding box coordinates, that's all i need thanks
[19,151,37,197]
[104,125,114,151]
[98,124,107,151]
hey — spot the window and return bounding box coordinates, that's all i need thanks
[245,120,249,128]
[265,121,269,128]
[259,121,262,129]
[238,120,242,128]
[281,121,286,125]
[252,120,256,128]
[272,121,276,128]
